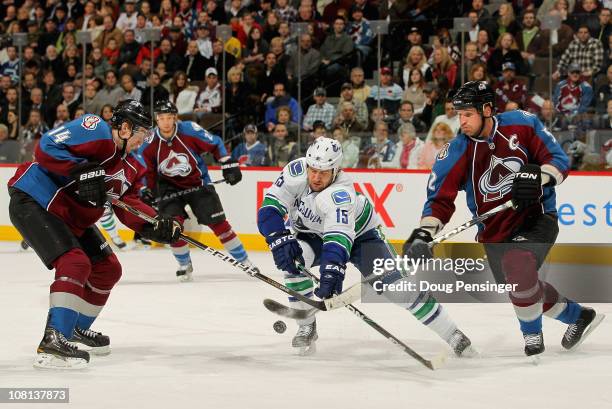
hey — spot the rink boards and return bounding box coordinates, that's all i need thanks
[0,165,610,255]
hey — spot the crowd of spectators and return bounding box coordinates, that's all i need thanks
[0,0,610,170]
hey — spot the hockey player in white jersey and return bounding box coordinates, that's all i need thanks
[257,137,474,356]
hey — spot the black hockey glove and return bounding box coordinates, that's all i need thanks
[220,157,242,185]
[141,216,183,244]
[71,162,107,208]
[140,187,156,206]
[266,230,304,275]
[315,263,346,299]
[402,228,434,261]
[511,164,542,212]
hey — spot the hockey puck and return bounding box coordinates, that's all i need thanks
[273,320,287,334]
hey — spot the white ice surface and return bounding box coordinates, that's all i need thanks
[0,242,611,409]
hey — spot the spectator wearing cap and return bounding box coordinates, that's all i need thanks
[493,62,528,112]
[367,67,405,115]
[348,7,374,60]
[231,124,269,166]
[335,83,368,129]
[332,126,360,168]
[350,67,371,104]
[401,27,432,63]
[116,0,138,30]
[93,15,124,50]
[516,10,550,67]
[183,40,209,82]
[333,101,367,138]
[320,17,354,84]
[553,62,594,115]
[195,24,214,59]
[195,67,223,114]
[303,88,336,131]
[265,82,301,132]
[388,123,424,169]
[392,101,427,137]
[553,24,604,80]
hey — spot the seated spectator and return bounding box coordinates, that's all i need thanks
[117,29,140,68]
[431,47,458,94]
[286,33,321,96]
[348,6,373,60]
[553,25,604,80]
[22,108,48,146]
[553,63,594,115]
[477,29,494,64]
[569,0,599,34]
[0,124,20,163]
[195,25,213,59]
[399,46,434,89]
[387,123,424,169]
[5,110,19,140]
[595,99,612,129]
[275,106,300,141]
[494,62,528,112]
[231,124,269,166]
[265,82,301,132]
[256,52,286,102]
[517,10,550,68]
[303,87,335,131]
[119,74,142,102]
[594,64,612,114]
[426,100,460,141]
[488,32,525,77]
[332,127,359,168]
[88,70,123,117]
[539,99,570,131]
[141,72,170,110]
[392,101,427,137]
[367,67,403,115]
[419,122,455,169]
[491,2,520,42]
[242,27,269,66]
[469,62,489,82]
[274,0,297,22]
[268,123,298,167]
[116,0,138,30]
[53,104,70,128]
[183,40,209,82]
[0,46,19,83]
[368,107,387,132]
[362,121,396,168]
[169,71,198,114]
[333,101,367,138]
[457,42,482,86]
[93,15,123,50]
[225,66,253,119]
[100,104,114,123]
[320,17,354,83]
[594,7,611,46]
[351,67,371,104]
[89,47,112,80]
[335,83,368,129]
[195,67,223,115]
[402,69,428,114]
[59,83,80,119]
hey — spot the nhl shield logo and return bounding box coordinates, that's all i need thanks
[81,115,101,130]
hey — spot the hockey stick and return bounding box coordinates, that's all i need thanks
[263,200,517,319]
[110,197,329,310]
[150,179,227,205]
[282,265,445,370]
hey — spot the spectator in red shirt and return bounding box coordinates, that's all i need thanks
[493,62,527,112]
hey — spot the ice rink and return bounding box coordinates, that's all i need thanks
[0,242,610,409]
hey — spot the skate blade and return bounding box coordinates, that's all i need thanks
[295,342,317,356]
[528,354,542,365]
[566,313,606,351]
[177,273,194,283]
[33,353,89,370]
[70,342,111,356]
[458,345,480,358]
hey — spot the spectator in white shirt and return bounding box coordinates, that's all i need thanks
[116,0,138,30]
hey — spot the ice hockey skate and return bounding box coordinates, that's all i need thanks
[34,327,90,370]
[176,262,194,282]
[292,320,318,356]
[562,307,605,351]
[448,329,478,357]
[70,327,111,356]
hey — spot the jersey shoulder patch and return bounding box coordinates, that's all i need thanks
[331,189,352,205]
[80,114,102,131]
[287,158,306,177]
[280,158,308,191]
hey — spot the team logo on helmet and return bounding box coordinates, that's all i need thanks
[159,150,192,177]
[81,115,101,130]
[478,155,524,202]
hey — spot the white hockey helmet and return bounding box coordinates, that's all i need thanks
[305,137,343,180]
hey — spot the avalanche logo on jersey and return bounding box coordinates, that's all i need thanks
[104,169,131,199]
[159,150,192,177]
[81,115,100,130]
[478,155,523,202]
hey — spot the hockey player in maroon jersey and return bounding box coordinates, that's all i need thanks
[139,100,259,282]
[7,100,183,369]
[402,81,604,358]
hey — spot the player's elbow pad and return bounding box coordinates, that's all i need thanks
[257,207,286,237]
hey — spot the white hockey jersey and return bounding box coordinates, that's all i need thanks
[261,158,380,257]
